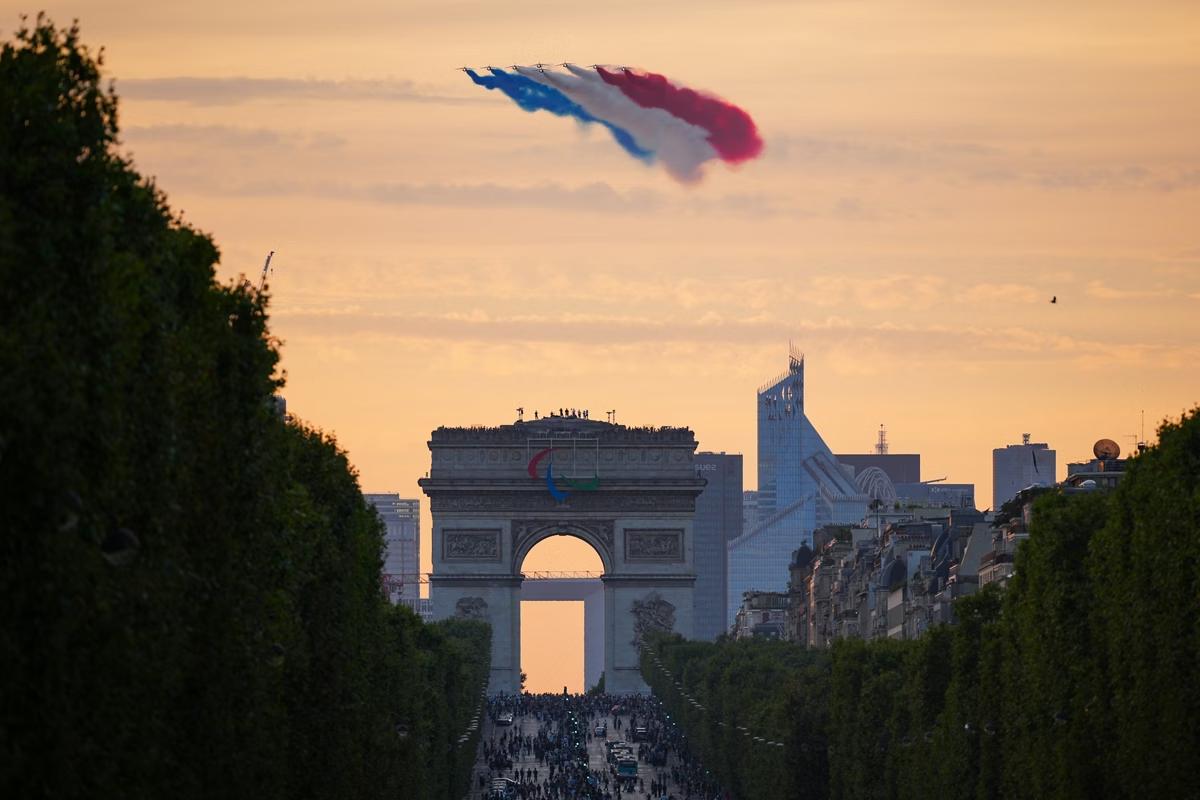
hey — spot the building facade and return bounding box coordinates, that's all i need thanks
[785,509,986,648]
[992,435,1056,509]
[726,350,870,628]
[693,452,742,641]
[364,494,421,603]
[894,481,976,509]
[836,453,921,485]
[732,591,790,639]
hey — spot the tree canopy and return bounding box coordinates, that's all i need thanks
[645,408,1200,800]
[0,18,488,799]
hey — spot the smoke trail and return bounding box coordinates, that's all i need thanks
[596,67,763,163]
[518,65,716,184]
[466,68,653,163]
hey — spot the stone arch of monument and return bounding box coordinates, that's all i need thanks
[419,415,703,694]
[511,522,615,577]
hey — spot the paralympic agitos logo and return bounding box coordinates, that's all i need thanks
[527,447,600,502]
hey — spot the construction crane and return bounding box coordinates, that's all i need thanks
[257,250,275,292]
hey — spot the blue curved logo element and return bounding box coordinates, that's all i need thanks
[545,454,570,502]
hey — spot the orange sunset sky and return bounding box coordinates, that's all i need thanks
[11,0,1198,691]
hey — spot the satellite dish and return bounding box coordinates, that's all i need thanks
[1093,438,1121,461]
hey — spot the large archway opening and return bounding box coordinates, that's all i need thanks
[518,534,604,694]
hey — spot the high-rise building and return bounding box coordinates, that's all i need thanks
[727,349,869,628]
[364,494,420,603]
[742,491,758,534]
[992,435,1056,510]
[693,452,742,640]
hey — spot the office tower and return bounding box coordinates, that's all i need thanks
[693,452,743,640]
[727,349,869,628]
[364,494,420,603]
[992,435,1056,509]
[742,491,758,536]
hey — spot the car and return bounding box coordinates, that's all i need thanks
[594,723,607,736]
[496,711,514,726]
[633,725,648,741]
[489,778,519,799]
[607,744,634,765]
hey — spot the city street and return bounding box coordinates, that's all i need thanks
[465,693,725,800]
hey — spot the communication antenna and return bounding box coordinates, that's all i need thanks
[257,250,275,292]
[516,407,524,422]
[606,410,616,424]
[874,424,889,455]
[1022,433,1031,446]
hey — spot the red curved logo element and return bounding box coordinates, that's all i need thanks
[526,447,562,479]
[527,447,599,501]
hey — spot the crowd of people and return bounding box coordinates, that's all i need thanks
[472,691,727,800]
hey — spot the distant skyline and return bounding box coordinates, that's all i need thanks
[14,0,1197,691]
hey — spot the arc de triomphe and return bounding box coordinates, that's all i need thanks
[419,415,703,694]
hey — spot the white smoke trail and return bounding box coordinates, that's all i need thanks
[515,65,717,183]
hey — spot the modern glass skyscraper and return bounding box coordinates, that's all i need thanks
[693,452,742,640]
[364,494,421,603]
[727,350,869,627]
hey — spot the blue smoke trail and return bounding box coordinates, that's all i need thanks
[467,68,653,163]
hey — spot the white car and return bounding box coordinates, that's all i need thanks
[496,711,515,726]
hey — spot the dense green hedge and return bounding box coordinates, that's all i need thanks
[0,18,488,799]
[645,408,1200,800]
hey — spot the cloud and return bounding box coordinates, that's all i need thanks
[215,177,785,216]
[269,307,1199,370]
[358,181,665,214]
[122,124,345,150]
[803,274,946,311]
[957,282,1040,304]
[1085,280,1174,301]
[272,308,852,346]
[1034,165,1152,190]
[831,196,877,221]
[769,134,1000,169]
[117,76,483,106]
[769,132,1200,195]
[971,164,1200,193]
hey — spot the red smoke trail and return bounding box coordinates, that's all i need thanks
[597,67,763,163]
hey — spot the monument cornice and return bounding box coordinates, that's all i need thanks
[601,574,697,585]
[423,489,701,514]
[428,421,698,447]
[419,478,705,492]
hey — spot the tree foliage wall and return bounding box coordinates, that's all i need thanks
[644,408,1199,800]
[0,19,488,800]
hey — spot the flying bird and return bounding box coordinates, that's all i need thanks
[1051,296,1057,304]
